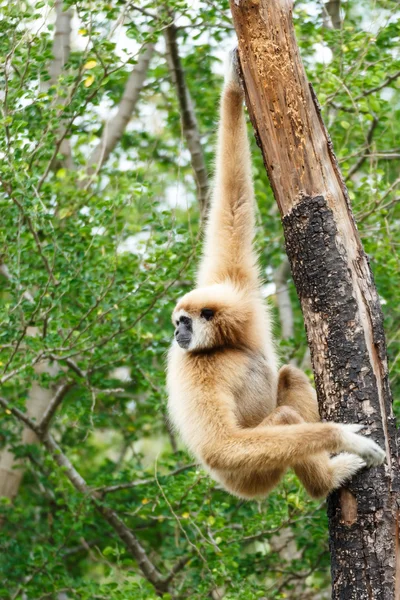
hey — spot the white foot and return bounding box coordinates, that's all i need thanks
[340,424,386,467]
[330,452,366,489]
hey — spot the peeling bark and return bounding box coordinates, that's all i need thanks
[229,0,400,597]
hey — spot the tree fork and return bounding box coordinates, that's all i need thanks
[229,0,400,597]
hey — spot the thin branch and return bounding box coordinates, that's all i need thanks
[345,115,378,181]
[98,463,197,495]
[354,69,400,101]
[164,21,209,219]
[0,177,57,285]
[0,396,40,433]
[37,381,74,433]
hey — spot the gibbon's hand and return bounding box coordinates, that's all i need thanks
[340,424,386,467]
[224,48,242,92]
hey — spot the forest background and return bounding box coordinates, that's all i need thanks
[0,0,399,598]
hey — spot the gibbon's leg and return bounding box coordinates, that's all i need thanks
[274,366,366,497]
[256,405,366,498]
[276,365,320,424]
[197,55,258,288]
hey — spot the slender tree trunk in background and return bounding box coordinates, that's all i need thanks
[229,1,400,598]
[164,21,209,220]
[85,43,155,176]
[49,0,73,169]
[324,0,342,30]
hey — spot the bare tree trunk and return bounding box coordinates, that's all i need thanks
[229,1,400,598]
[164,22,209,220]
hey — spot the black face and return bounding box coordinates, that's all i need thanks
[175,315,193,349]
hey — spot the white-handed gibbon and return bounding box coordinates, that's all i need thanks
[166,55,385,499]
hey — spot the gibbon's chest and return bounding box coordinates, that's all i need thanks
[231,353,278,428]
[167,345,277,440]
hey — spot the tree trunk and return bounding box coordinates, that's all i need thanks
[229,1,400,598]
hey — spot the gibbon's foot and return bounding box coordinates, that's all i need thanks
[330,453,367,490]
[224,49,242,93]
[340,424,386,467]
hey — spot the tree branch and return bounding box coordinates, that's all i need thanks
[98,463,197,496]
[345,115,378,181]
[164,21,209,219]
[0,395,179,594]
[37,381,74,433]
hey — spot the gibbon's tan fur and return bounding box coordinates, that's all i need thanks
[167,56,385,499]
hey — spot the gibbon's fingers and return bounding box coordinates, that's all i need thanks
[224,48,241,91]
[340,425,386,467]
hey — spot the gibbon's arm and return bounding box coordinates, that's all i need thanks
[197,57,258,288]
[198,393,385,471]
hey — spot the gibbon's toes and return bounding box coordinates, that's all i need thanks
[342,423,364,434]
[330,453,366,489]
[340,425,386,467]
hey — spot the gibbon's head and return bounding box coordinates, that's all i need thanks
[172,283,253,352]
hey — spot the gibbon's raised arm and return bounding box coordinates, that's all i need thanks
[197,58,258,289]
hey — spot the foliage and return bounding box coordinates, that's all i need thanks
[0,0,399,598]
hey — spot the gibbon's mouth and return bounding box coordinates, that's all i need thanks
[176,334,191,349]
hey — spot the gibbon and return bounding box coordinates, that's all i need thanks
[166,56,385,499]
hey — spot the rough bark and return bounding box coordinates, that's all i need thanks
[86,43,154,176]
[229,1,400,598]
[164,22,209,220]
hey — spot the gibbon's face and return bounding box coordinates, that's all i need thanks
[172,283,251,352]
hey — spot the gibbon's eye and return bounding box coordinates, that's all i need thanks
[200,308,214,321]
